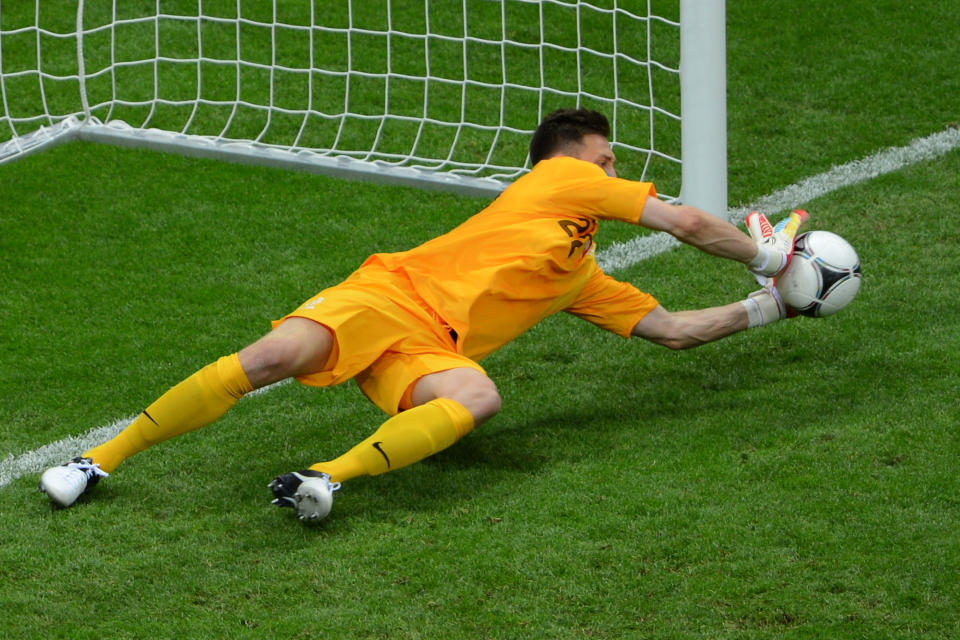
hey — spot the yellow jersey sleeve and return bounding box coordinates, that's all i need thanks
[504,156,656,225]
[564,265,659,337]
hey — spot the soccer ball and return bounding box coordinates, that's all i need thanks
[777,230,862,317]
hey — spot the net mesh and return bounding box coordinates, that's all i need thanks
[1,0,682,194]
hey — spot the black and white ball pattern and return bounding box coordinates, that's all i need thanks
[777,231,862,317]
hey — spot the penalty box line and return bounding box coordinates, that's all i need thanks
[3,126,960,489]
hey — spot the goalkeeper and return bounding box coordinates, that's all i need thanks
[39,108,804,520]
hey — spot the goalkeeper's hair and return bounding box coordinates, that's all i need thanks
[529,108,611,165]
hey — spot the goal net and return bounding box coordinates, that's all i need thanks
[0,0,724,207]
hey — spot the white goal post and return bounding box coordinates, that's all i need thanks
[0,0,726,214]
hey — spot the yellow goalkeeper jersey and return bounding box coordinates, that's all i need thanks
[349,156,660,361]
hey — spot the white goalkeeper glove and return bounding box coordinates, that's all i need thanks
[746,209,809,279]
[741,286,789,328]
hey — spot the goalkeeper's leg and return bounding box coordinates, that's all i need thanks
[269,367,500,520]
[308,368,500,483]
[82,318,334,474]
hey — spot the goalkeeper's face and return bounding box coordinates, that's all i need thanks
[572,133,617,178]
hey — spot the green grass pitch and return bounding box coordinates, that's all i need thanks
[1,1,959,638]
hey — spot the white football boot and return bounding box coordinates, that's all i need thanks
[268,470,341,522]
[39,457,109,508]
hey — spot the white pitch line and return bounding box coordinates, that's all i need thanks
[0,379,290,489]
[597,126,960,273]
[3,126,960,489]
[0,416,136,489]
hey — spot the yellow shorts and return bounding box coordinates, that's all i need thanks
[274,265,485,416]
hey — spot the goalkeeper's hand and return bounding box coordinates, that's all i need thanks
[746,209,809,278]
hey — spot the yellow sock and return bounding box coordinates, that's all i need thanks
[83,354,253,473]
[310,398,475,483]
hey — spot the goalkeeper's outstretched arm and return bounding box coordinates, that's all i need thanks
[631,303,749,350]
[631,288,786,350]
[629,197,801,348]
[639,196,793,273]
